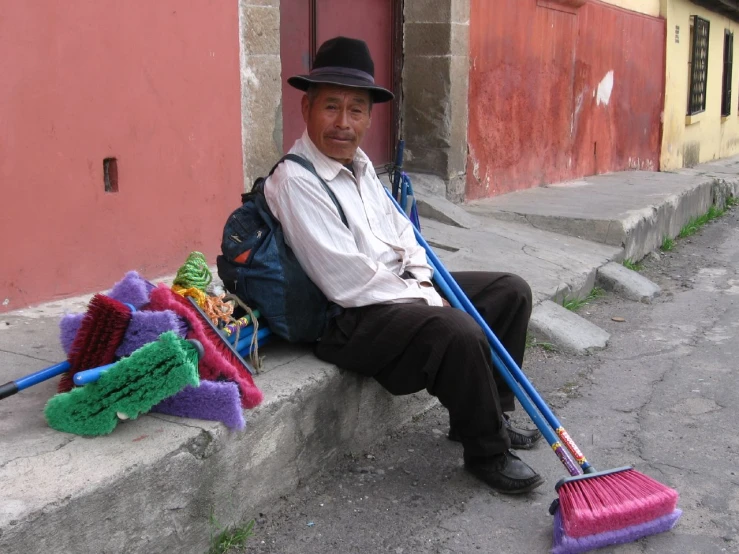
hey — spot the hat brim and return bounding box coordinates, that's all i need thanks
[288,74,394,104]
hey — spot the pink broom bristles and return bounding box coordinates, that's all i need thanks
[557,469,679,538]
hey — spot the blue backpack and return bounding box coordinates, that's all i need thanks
[216,154,348,343]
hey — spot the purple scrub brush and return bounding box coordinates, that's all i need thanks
[60,270,186,357]
[60,310,188,358]
[151,380,245,430]
[108,270,155,309]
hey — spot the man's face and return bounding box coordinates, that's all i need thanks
[302,84,372,164]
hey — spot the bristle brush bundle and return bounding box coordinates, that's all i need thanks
[58,294,132,393]
[45,332,200,436]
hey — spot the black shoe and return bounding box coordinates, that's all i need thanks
[464,450,544,494]
[503,415,542,450]
[447,416,542,450]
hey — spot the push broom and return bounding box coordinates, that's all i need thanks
[385,189,681,552]
[0,294,134,400]
[71,326,271,431]
[1,270,185,400]
[45,332,202,436]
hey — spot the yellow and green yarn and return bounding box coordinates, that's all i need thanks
[172,251,213,308]
[173,251,212,291]
[172,252,235,327]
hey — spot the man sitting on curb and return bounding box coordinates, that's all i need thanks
[265,36,544,494]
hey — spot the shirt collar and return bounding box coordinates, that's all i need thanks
[300,130,370,182]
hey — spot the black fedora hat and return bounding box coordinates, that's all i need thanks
[288,36,394,104]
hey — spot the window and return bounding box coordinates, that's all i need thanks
[722,30,733,117]
[688,15,710,116]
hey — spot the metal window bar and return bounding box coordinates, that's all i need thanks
[722,31,733,117]
[688,15,710,116]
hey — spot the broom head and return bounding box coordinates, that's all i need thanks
[554,466,680,539]
[148,285,263,409]
[108,270,155,309]
[60,310,188,358]
[59,294,132,392]
[45,332,200,436]
[151,380,245,430]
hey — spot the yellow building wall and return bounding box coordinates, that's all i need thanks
[599,0,660,17]
[661,0,739,169]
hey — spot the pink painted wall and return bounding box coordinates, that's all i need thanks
[467,0,665,199]
[0,1,243,312]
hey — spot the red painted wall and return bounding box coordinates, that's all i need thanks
[467,0,666,199]
[0,1,243,312]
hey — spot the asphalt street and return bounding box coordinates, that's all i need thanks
[236,208,739,554]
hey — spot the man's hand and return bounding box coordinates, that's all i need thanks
[419,281,451,307]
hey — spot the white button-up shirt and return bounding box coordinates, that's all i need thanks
[264,131,443,308]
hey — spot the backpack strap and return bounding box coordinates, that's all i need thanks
[269,154,349,228]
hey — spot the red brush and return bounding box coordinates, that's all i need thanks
[57,294,133,392]
[148,285,263,409]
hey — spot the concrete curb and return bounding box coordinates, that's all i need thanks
[619,174,739,261]
[597,261,661,303]
[465,164,739,264]
[529,300,610,354]
[0,345,436,554]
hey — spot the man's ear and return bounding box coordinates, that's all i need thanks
[301,94,310,123]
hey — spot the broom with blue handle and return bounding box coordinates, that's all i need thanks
[419,235,590,473]
[0,303,138,400]
[385,188,680,549]
[385,187,588,473]
[75,323,271,386]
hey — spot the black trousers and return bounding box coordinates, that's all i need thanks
[315,272,532,458]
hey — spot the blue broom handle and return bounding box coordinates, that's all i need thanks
[384,189,591,475]
[392,140,405,199]
[0,303,138,400]
[16,361,71,389]
[73,362,118,386]
[422,230,594,474]
[74,338,206,386]
[0,361,74,400]
[431,266,582,477]
[0,360,74,401]
[235,326,272,355]
[238,334,271,358]
[400,172,408,212]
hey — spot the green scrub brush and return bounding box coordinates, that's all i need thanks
[44,332,202,436]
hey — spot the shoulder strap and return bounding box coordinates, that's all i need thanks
[270,154,349,228]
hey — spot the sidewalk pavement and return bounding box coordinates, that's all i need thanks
[2,157,738,554]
